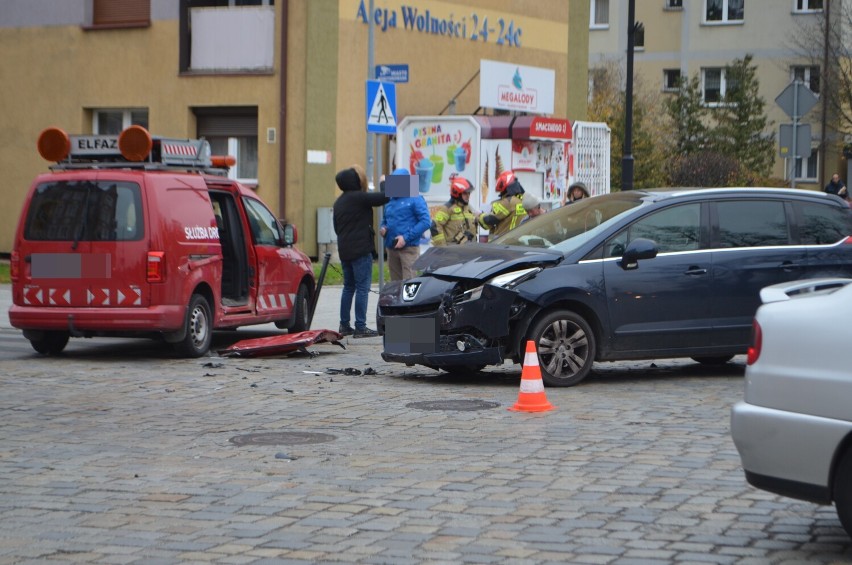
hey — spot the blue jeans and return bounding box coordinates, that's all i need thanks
[340,253,373,330]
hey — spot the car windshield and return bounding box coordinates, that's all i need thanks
[494,192,645,252]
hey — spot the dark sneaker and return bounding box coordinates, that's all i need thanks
[353,327,379,338]
[338,324,354,336]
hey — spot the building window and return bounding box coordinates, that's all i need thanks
[590,0,609,28]
[180,0,275,73]
[789,148,819,182]
[92,0,150,27]
[701,67,740,105]
[794,0,823,13]
[792,65,820,95]
[705,0,744,23]
[196,108,259,185]
[666,0,684,8]
[93,109,149,134]
[634,24,645,49]
[663,69,682,92]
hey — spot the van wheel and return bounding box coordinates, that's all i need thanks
[276,283,310,332]
[29,331,70,355]
[527,309,595,387]
[692,355,734,365]
[834,447,852,537]
[174,294,212,357]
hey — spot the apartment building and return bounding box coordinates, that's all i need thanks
[587,0,846,189]
[0,0,590,257]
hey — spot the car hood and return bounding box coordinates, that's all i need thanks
[413,243,563,280]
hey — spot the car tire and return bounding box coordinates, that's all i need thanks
[29,331,70,355]
[691,355,734,365]
[174,294,212,358]
[834,447,852,538]
[527,309,595,387]
[276,283,310,332]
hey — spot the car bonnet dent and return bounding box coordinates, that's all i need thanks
[413,243,562,280]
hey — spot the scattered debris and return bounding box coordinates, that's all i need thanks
[202,362,225,368]
[364,367,377,375]
[275,452,297,461]
[325,368,362,376]
[236,367,261,373]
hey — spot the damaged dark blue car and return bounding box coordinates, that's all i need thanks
[379,188,852,386]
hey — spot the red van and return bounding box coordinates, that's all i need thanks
[9,126,315,357]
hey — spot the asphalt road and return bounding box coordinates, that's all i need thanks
[1,284,851,564]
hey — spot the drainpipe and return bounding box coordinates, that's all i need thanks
[278,0,288,221]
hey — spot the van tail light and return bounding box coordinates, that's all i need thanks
[746,319,762,365]
[10,251,20,282]
[844,236,852,244]
[147,251,165,282]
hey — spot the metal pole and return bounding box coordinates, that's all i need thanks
[791,80,799,189]
[367,0,375,186]
[621,0,636,191]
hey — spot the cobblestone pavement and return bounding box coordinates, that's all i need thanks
[1,285,851,564]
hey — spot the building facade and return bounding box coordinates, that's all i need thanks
[0,0,590,258]
[587,0,847,190]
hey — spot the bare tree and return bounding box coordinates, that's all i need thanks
[790,2,852,137]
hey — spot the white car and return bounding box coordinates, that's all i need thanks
[731,278,852,538]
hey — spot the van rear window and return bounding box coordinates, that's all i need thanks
[24,181,143,242]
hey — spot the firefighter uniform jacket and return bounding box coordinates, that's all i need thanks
[482,194,527,240]
[431,201,478,246]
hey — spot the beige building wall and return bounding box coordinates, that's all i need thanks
[0,0,589,258]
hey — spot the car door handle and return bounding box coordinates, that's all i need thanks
[684,266,708,276]
[780,261,801,271]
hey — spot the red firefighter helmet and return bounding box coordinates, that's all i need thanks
[450,176,474,199]
[495,170,517,194]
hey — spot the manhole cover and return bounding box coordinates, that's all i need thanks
[406,399,500,411]
[229,431,337,446]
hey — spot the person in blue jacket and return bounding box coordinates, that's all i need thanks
[379,168,431,281]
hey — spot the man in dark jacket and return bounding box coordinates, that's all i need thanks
[824,173,849,201]
[332,165,388,337]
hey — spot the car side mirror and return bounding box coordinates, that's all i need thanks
[619,238,657,270]
[281,222,297,246]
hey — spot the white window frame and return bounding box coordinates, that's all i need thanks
[222,137,258,186]
[787,148,819,182]
[701,67,732,106]
[663,69,682,92]
[793,0,823,13]
[704,0,744,25]
[791,65,821,95]
[590,0,610,29]
[92,109,149,135]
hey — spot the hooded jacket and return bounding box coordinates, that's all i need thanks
[332,167,389,261]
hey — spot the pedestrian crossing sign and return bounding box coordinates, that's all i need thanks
[366,80,397,134]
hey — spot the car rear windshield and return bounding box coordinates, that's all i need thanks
[24,180,143,242]
[494,192,644,252]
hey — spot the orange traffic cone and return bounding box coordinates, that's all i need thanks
[509,341,555,413]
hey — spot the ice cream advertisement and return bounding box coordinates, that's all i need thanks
[396,116,481,204]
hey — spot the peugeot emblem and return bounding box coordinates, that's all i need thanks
[402,282,420,302]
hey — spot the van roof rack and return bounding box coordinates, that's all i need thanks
[37,126,234,175]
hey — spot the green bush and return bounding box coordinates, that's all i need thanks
[0,262,9,284]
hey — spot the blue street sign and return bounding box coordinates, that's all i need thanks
[375,64,409,83]
[366,80,397,135]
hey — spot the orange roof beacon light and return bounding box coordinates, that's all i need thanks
[37,127,71,162]
[118,125,154,162]
[211,155,236,169]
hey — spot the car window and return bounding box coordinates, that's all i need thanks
[605,203,701,258]
[796,202,851,245]
[243,197,282,246]
[716,200,789,248]
[24,180,143,242]
[495,193,643,252]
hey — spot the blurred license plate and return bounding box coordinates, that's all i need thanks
[384,317,438,354]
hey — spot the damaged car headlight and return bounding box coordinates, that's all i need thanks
[457,267,542,304]
[487,267,541,289]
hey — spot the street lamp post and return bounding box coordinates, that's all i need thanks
[621,0,638,191]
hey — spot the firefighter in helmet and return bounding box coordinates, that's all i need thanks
[479,170,528,240]
[430,175,481,246]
